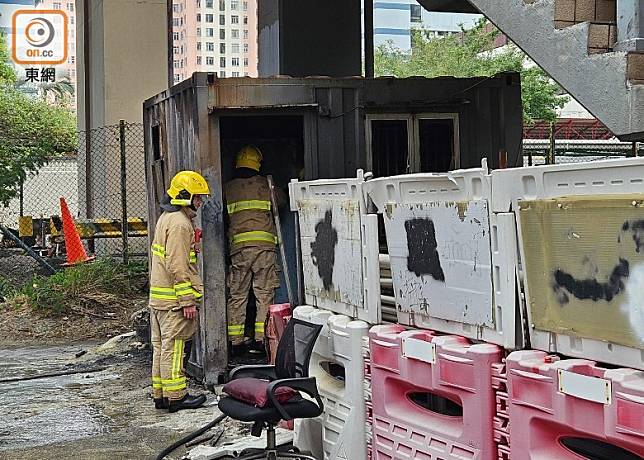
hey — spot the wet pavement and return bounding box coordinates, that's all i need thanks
[0,342,235,460]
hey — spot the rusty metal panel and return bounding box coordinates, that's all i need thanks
[211,79,316,108]
[143,73,228,384]
[519,195,644,349]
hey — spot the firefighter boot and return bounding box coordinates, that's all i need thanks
[154,397,169,410]
[168,393,207,413]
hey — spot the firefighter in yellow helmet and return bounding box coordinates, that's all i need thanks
[149,170,210,412]
[224,146,284,355]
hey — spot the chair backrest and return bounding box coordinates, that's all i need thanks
[274,318,323,380]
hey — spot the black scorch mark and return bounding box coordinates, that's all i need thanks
[622,220,644,253]
[405,218,445,281]
[553,258,630,304]
[310,210,338,290]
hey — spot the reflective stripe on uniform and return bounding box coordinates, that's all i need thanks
[232,231,277,246]
[162,375,187,392]
[174,281,193,296]
[170,198,192,206]
[150,284,202,300]
[152,376,162,389]
[151,245,197,264]
[255,322,265,334]
[172,339,184,380]
[227,200,271,215]
[228,325,244,336]
[152,244,165,258]
[163,381,187,392]
[150,287,178,300]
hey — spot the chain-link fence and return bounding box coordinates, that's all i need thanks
[77,122,147,260]
[0,122,147,276]
[522,142,641,166]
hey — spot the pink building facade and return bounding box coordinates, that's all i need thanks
[36,0,77,107]
[172,0,258,84]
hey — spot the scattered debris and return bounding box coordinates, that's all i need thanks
[185,429,294,460]
[96,331,137,353]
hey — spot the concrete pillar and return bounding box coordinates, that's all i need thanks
[616,0,644,51]
[76,0,168,219]
[258,0,362,77]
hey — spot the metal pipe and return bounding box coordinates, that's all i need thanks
[364,0,374,77]
[83,0,92,218]
[382,314,397,323]
[380,278,393,289]
[381,294,396,305]
[268,175,294,306]
[19,180,24,217]
[0,224,57,275]
[381,305,397,315]
[294,212,304,306]
[166,0,175,88]
[119,120,129,265]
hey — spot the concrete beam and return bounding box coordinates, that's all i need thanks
[615,0,644,51]
[258,0,362,77]
[416,0,479,14]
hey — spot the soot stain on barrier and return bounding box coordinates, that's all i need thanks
[405,218,445,281]
[311,210,338,290]
[553,258,630,304]
[622,220,644,253]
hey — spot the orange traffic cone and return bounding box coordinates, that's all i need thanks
[60,197,94,266]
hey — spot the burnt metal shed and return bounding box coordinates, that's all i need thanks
[143,72,522,385]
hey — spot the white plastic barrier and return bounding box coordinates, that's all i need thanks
[289,171,380,323]
[293,305,369,460]
[492,158,644,369]
[363,161,522,349]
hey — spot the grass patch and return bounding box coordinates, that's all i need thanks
[14,259,148,316]
[0,275,16,302]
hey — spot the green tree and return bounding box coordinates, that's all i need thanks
[375,20,568,124]
[15,76,76,104]
[0,33,15,85]
[0,34,77,206]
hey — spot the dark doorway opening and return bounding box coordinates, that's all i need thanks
[219,114,305,341]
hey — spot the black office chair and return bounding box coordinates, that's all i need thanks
[219,318,324,460]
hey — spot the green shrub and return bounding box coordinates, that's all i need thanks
[0,275,16,301]
[17,259,147,315]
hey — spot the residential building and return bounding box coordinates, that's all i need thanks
[37,0,77,106]
[0,0,77,106]
[373,1,480,50]
[172,0,257,84]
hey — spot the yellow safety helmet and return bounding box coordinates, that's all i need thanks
[235,145,263,172]
[167,170,211,206]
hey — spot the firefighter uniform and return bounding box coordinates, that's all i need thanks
[224,146,281,346]
[149,170,209,412]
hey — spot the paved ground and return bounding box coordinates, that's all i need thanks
[0,339,246,460]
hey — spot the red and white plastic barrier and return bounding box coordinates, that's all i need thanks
[369,324,503,460]
[506,350,644,459]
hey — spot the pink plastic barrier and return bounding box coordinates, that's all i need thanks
[365,343,373,460]
[369,324,503,460]
[266,303,291,365]
[491,361,510,460]
[268,303,293,431]
[506,350,644,459]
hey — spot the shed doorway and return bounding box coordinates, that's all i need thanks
[218,114,305,348]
